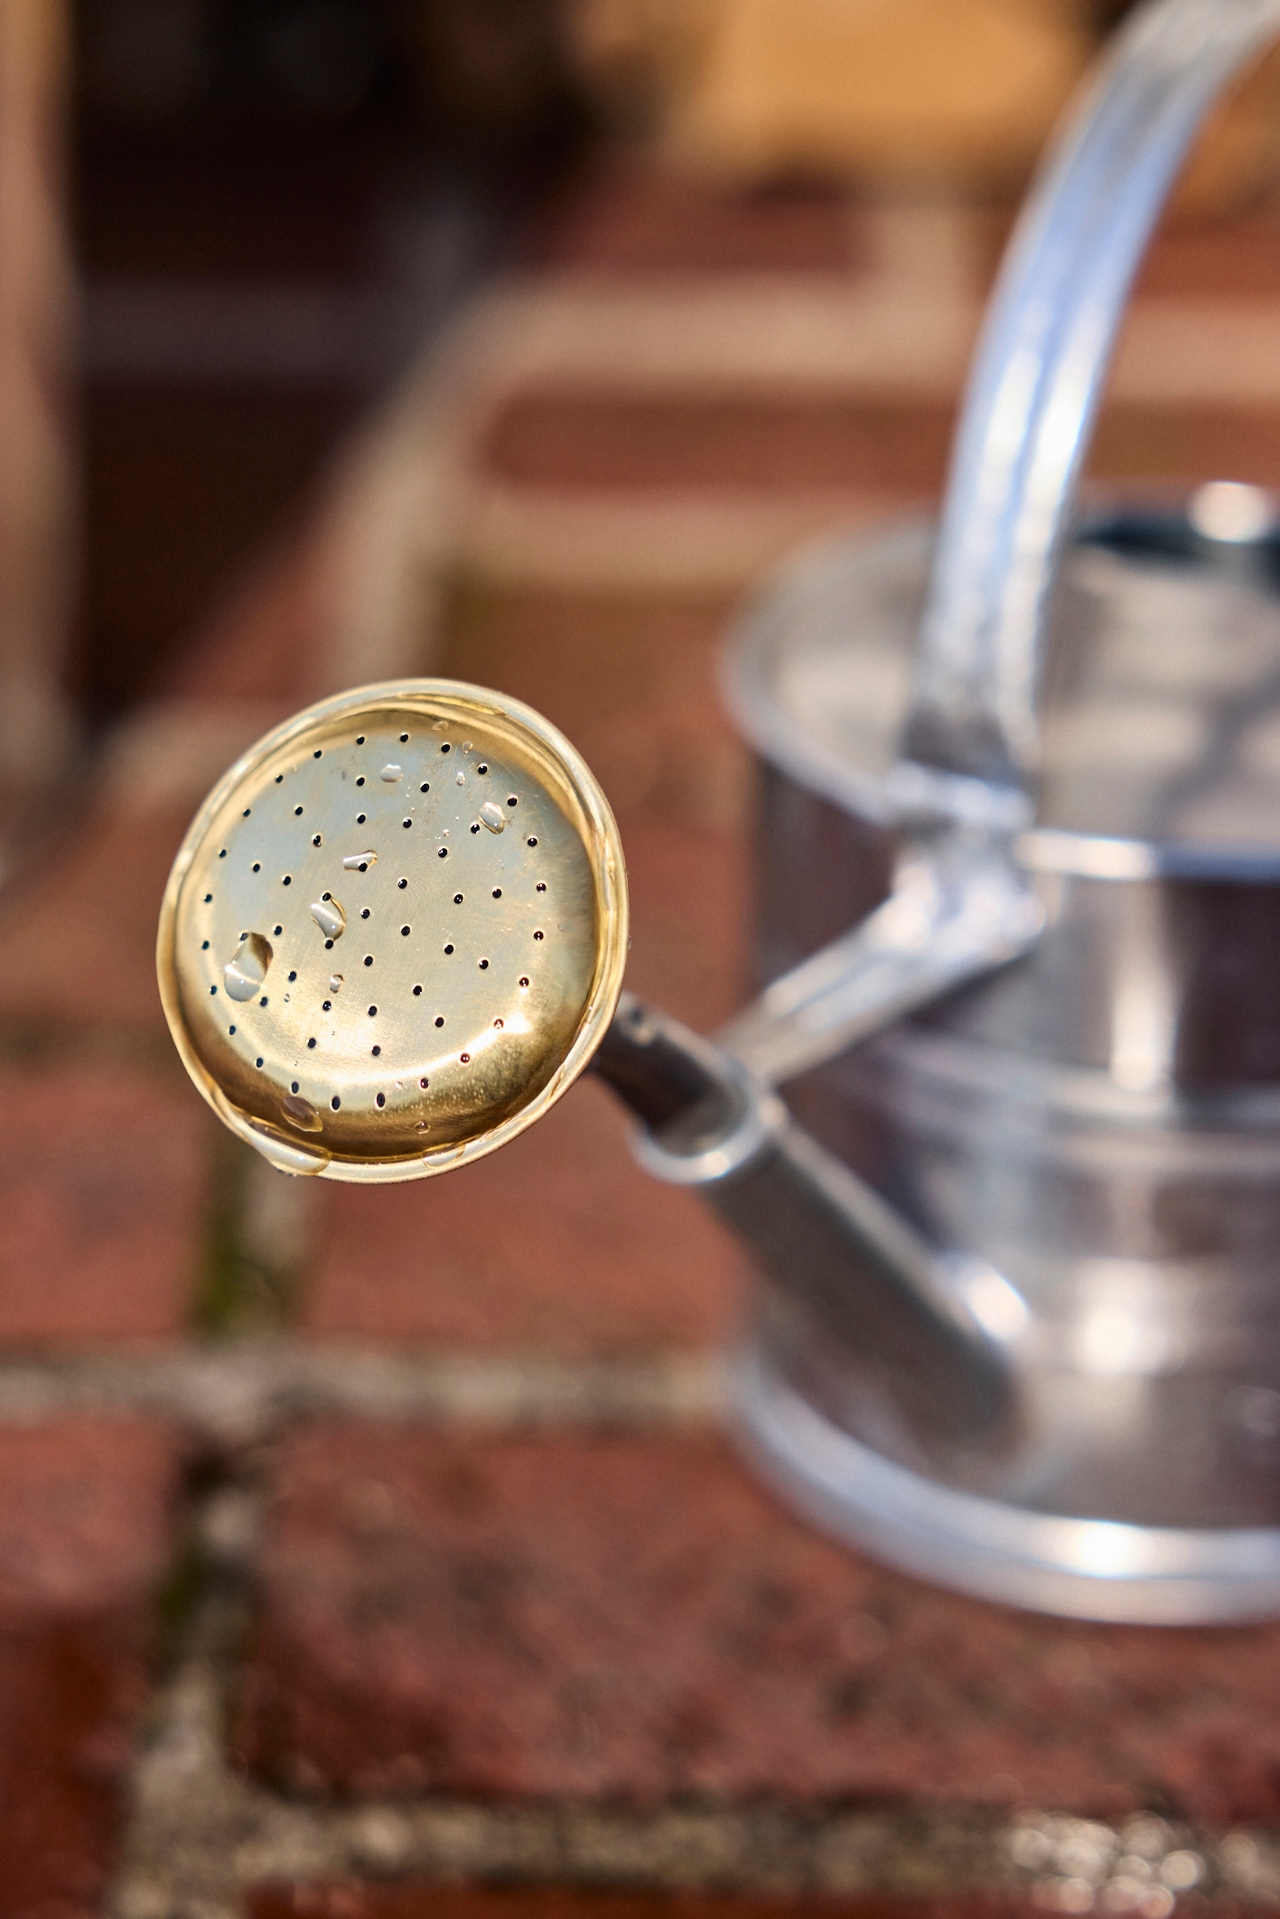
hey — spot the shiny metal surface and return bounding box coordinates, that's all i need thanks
[905,0,1280,796]
[729,506,1280,1610]
[718,827,1043,1087]
[158,681,628,1181]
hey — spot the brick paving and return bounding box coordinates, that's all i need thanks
[0,1418,182,1918]
[5,171,1280,1919]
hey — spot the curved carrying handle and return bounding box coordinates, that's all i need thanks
[902,0,1280,800]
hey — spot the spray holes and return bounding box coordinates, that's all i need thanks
[398,878,408,889]
[401,925,410,936]
[288,971,297,982]
[275,774,283,784]
[519,976,529,987]
[420,782,430,793]
[372,1045,381,1057]
[471,825,479,834]
[507,796,518,807]
[260,996,268,1006]
[376,1093,386,1108]
[400,732,409,742]
[307,1038,317,1049]
[356,735,365,745]
[527,837,538,848]
[243,808,251,817]
[403,818,412,829]
[478,959,490,970]
[209,986,218,996]
[252,863,261,872]
[312,835,322,847]
[322,1000,331,1011]
[477,764,488,774]
[292,1082,299,1093]
[331,1096,341,1110]
[357,814,366,825]
[420,1077,429,1089]
[533,930,544,941]
[257,1057,264,1068]
[325,940,333,950]
[202,940,210,950]
[283,876,292,886]
[494,1019,504,1029]
[412,984,423,998]
[204,894,213,903]
[356,776,365,787]
[536,883,546,893]
[434,1015,444,1028]
[438,847,448,858]
[368,1005,377,1016]
[229,1024,236,1035]
[364,956,373,967]
[274,923,283,934]
[294,806,303,816]
[314,749,322,759]
[219,848,227,858]
[443,943,453,954]
[460,1053,471,1064]
[453,894,463,904]
[360,908,370,919]
[441,743,451,754]
[492,888,502,899]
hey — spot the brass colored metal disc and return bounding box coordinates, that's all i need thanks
[157,681,628,1180]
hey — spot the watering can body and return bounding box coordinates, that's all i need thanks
[725,510,1280,1620]
[700,0,1280,1621]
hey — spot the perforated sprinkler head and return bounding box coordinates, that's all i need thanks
[157,681,628,1180]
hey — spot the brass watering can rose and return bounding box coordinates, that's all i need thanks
[158,681,628,1182]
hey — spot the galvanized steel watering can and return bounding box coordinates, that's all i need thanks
[160,0,1280,1622]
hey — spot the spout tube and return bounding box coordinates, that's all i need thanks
[593,994,1015,1451]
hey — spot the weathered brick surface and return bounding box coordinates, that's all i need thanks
[302,1077,742,1352]
[252,1886,1032,1919]
[236,1423,1280,1823]
[0,1418,182,1919]
[0,1061,213,1346]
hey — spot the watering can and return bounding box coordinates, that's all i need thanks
[159,0,1280,1622]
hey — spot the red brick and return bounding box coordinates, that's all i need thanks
[302,1076,742,1353]
[0,1418,182,1919]
[483,389,1280,497]
[0,1063,213,1346]
[251,1886,1033,1919]
[0,797,192,1036]
[525,163,867,275]
[162,523,331,707]
[239,1423,1280,1823]
[482,393,955,495]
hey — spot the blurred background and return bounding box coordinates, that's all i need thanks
[11,4,1280,1914]
[45,0,1280,742]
